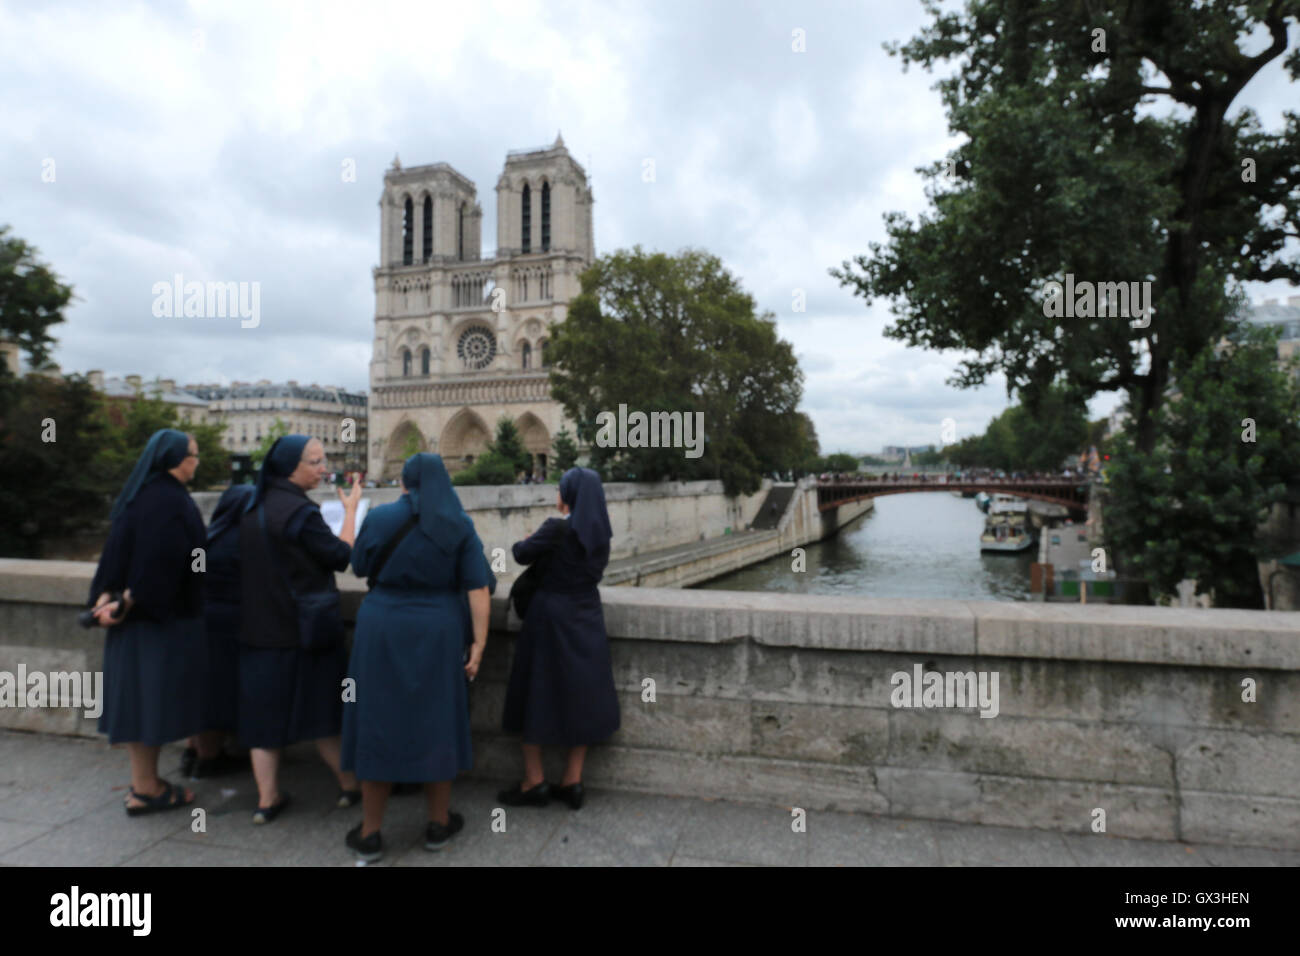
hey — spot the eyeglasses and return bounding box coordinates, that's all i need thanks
[304,457,326,467]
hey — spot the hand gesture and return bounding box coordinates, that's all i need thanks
[338,475,362,511]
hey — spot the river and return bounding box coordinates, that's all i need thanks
[696,491,1035,601]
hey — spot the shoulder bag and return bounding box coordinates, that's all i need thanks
[259,504,344,653]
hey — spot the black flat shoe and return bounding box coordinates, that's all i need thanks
[337,788,362,809]
[424,812,464,851]
[253,793,291,825]
[497,781,550,807]
[552,782,584,810]
[346,823,384,863]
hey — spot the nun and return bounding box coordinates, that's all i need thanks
[88,429,206,815]
[341,453,492,862]
[499,466,619,810]
[237,435,362,824]
[180,483,256,778]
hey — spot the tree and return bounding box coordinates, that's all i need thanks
[553,425,579,472]
[548,247,806,495]
[0,226,72,379]
[832,1,1300,456]
[0,374,113,556]
[97,391,230,491]
[250,417,289,471]
[451,417,533,486]
[941,385,1088,471]
[1105,323,1300,608]
[402,428,422,459]
[823,453,860,473]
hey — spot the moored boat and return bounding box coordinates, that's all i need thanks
[980,512,1035,552]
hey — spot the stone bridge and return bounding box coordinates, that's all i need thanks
[816,478,1091,512]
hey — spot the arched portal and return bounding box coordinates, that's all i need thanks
[515,412,551,478]
[384,420,425,479]
[440,408,491,473]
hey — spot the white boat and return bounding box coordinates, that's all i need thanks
[981,512,1035,552]
[989,493,1027,515]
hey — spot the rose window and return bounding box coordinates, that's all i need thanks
[457,327,496,370]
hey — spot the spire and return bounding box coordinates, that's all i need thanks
[391,153,401,170]
[554,130,565,148]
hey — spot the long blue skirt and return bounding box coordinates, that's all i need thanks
[502,587,620,747]
[100,616,207,746]
[237,643,346,749]
[341,587,472,782]
[202,601,240,732]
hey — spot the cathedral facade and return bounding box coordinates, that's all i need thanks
[367,134,594,479]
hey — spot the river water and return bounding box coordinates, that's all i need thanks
[696,492,1035,601]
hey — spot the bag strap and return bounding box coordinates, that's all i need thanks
[367,513,419,590]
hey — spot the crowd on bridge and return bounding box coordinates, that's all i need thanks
[83,428,620,863]
[816,467,1087,485]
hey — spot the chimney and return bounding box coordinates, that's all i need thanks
[1264,298,1278,306]
[87,369,104,390]
[288,380,298,386]
[125,374,142,390]
[1288,295,1300,308]
[160,379,176,392]
[0,340,20,377]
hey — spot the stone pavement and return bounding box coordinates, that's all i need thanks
[2,730,1297,867]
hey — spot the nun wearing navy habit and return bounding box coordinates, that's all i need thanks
[499,466,619,811]
[179,483,256,779]
[88,428,205,815]
[340,453,492,861]
[237,434,362,824]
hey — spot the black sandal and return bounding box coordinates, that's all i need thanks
[253,792,291,825]
[124,780,194,817]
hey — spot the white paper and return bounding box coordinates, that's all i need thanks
[320,497,370,537]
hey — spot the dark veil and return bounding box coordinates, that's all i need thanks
[108,428,190,522]
[402,453,472,554]
[559,467,612,556]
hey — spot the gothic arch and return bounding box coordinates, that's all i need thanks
[384,420,425,478]
[440,408,491,467]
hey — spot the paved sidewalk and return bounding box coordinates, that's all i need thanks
[1,731,1297,867]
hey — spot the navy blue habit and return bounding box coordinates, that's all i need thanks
[501,467,620,746]
[341,453,493,782]
[89,429,208,745]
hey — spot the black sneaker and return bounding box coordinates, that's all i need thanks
[346,823,383,863]
[424,812,464,851]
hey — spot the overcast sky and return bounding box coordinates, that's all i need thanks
[3,0,1298,454]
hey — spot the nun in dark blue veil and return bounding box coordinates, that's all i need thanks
[340,452,493,861]
[88,428,206,815]
[180,483,256,778]
[499,466,619,811]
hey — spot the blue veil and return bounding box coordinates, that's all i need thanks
[559,467,612,555]
[109,428,190,522]
[208,484,256,542]
[402,453,471,554]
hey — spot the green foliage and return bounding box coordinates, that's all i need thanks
[945,385,1088,471]
[0,225,72,375]
[451,417,533,486]
[401,428,422,459]
[552,425,579,472]
[250,417,289,471]
[822,452,860,473]
[1105,326,1300,609]
[832,2,1300,455]
[0,374,113,556]
[547,246,807,495]
[97,391,229,491]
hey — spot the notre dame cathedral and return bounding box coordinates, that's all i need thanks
[366,133,594,479]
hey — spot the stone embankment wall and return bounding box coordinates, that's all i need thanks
[3,560,1295,849]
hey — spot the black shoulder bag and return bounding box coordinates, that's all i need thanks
[259,504,344,653]
[366,514,419,590]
